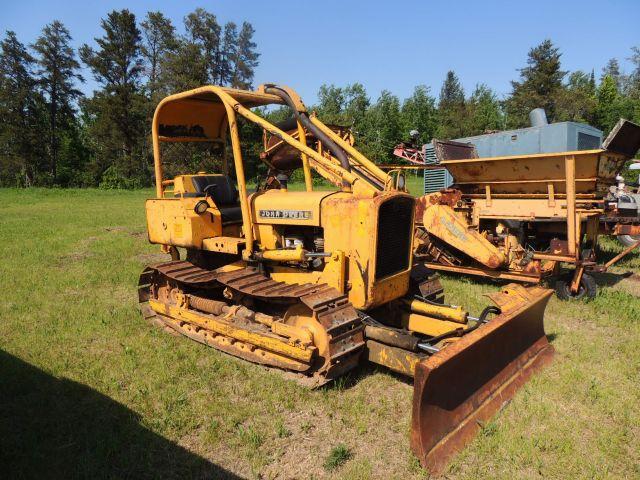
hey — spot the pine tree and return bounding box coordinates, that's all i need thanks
[80,9,146,184]
[595,75,632,133]
[232,22,259,89]
[185,8,222,84]
[32,20,84,181]
[400,85,437,143]
[141,11,176,99]
[219,22,238,86]
[556,71,597,124]
[505,39,567,127]
[161,40,208,92]
[627,47,640,125]
[465,84,503,136]
[601,58,622,91]
[0,31,46,186]
[437,70,466,138]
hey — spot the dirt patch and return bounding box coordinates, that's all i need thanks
[56,236,100,265]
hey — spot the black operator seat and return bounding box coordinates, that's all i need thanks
[190,175,243,224]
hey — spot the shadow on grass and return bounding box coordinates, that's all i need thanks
[320,361,415,393]
[0,350,243,479]
[591,271,635,287]
[595,244,640,265]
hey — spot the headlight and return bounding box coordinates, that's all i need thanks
[194,200,209,214]
[397,172,406,190]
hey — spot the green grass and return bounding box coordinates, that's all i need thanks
[0,187,639,479]
[324,444,352,471]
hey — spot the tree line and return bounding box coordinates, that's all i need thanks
[310,40,640,164]
[0,8,258,187]
[1,8,638,188]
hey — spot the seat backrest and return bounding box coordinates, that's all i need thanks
[191,175,239,206]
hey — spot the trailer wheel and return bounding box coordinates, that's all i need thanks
[617,234,640,248]
[554,273,597,300]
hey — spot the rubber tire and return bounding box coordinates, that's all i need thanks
[617,234,640,248]
[554,273,597,301]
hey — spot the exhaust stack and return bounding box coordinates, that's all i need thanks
[529,108,548,127]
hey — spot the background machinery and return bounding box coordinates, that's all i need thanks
[412,121,640,300]
[138,84,554,473]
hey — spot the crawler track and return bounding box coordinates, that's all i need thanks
[138,260,365,386]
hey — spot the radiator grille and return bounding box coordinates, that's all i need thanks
[375,196,414,280]
[423,144,454,193]
[578,132,600,150]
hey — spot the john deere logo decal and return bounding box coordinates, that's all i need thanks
[259,210,312,220]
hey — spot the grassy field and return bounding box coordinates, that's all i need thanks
[0,187,639,479]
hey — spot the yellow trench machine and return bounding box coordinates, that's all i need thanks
[138,84,554,473]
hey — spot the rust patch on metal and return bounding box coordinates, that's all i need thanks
[550,239,570,256]
[613,223,640,236]
[433,139,478,162]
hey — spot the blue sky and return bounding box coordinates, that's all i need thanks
[2,0,638,104]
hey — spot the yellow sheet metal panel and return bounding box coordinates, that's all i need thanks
[365,340,422,377]
[202,236,245,254]
[146,198,221,248]
[250,189,337,226]
[322,191,414,309]
[368,270,411,308]
[443,150,626,195]
[423,204,506,269]
[156,99,227,141]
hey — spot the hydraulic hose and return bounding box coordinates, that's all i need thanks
[264,85,352,174]
[417,305,502,353]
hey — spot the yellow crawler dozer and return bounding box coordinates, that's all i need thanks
[138,84,554,473]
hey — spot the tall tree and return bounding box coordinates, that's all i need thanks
[594,74,631,133]
[219,22,238,86]
[160,39,208,92]
[437,70,466,138]
[232,22,259,89]
[399,85,437,143]
[342,83,369,128]
[0,31,46,186]
[361,90,401,162]
[601,58,622,91]
[465,84,503,136]
[316,84,346,123]
[32,21,84,181]
[141,11,176,99]
[80,9,146,183]
[185,8,222,84]
[627,46,640,125]
[505,39,567,127]
[628,47,640,98]
[556,70,597,124]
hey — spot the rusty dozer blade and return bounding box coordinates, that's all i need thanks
[410,285,554,475]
